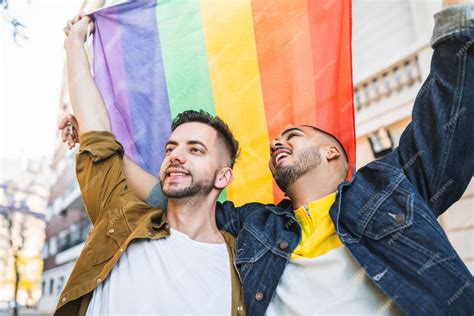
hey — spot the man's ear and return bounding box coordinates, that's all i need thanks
[215,167,234,190]
[326,145,342,161]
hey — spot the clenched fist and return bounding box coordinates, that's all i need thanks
[63,13,95,49]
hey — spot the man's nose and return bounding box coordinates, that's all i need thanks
[169,147,186,164]
[270,139,284,152]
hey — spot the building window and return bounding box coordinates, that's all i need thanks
[368,128,394,159]
[41,280,46,296]
[42,243,49,259]
[49,279,54,295]
[58,230,69,252]
[70,224,80,246]
[57,276,65,294]
[49,236,57,256]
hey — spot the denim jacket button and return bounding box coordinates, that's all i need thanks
[255,292,264,301]
[237,305,244,313]
[279,241,289,250]
[394,214,405,223]
[108,228,115,234]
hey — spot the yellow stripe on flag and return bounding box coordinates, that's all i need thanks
[200,0,274,205]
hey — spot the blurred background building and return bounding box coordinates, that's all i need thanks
[0,158,48,314]
[36,0,116,315]
[1,0,472,315]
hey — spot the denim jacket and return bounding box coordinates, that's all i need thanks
[148,6,474,315]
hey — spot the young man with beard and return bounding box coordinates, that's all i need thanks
[62,1,474,314]
[221,2,474,313]
[55,15,245,315]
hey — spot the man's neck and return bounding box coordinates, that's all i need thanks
[287,168,341,209]
[166,196,224,244]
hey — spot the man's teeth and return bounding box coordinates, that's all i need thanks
[169,172,187,176]
[276,152,289,162]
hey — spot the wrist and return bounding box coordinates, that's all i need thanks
[65,34,86,50]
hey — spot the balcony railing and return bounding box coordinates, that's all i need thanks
[354,49,425,112]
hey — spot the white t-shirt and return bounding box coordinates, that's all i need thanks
[86,228,231,316]
[266,247,402,316]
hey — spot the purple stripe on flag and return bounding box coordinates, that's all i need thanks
[93,5,138,161]
[116,0,172,175]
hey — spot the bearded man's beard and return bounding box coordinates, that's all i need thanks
[273,145,321,192]
[161,172,217,198]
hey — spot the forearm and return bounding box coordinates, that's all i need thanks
[65,38,111,135]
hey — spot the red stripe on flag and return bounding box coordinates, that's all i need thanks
[307,0,355,177]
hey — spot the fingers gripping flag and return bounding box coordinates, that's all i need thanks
[92,0,355,205]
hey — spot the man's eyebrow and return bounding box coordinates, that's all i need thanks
[165,140,208,150]
[281,127,305,136]
[187,140,208,151]
[165,140,178,147]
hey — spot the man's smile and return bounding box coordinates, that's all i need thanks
[272,147,292,167]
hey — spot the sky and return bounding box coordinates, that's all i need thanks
[0,0,82,161]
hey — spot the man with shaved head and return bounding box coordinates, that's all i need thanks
[62,1,474,314]
[270,126,349,194]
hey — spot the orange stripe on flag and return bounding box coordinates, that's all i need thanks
[251,0,318,202]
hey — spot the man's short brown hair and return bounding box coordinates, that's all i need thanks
[172,110,239,167]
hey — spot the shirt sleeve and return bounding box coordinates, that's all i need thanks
[146,182,168,210]
[380,5,474,217]
[75,131,128,224]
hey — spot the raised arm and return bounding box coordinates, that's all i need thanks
[62,14,160,204]
[64,14,111,135]
[381,1,474,217]
[63,14,158,223]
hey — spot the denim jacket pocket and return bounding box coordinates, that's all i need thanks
[360,185,414,240]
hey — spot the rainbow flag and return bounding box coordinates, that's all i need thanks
[92,0,355,206]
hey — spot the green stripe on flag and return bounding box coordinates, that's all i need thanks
[156,1,226,202]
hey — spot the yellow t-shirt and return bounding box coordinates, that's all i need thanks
[291,192,342,259]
